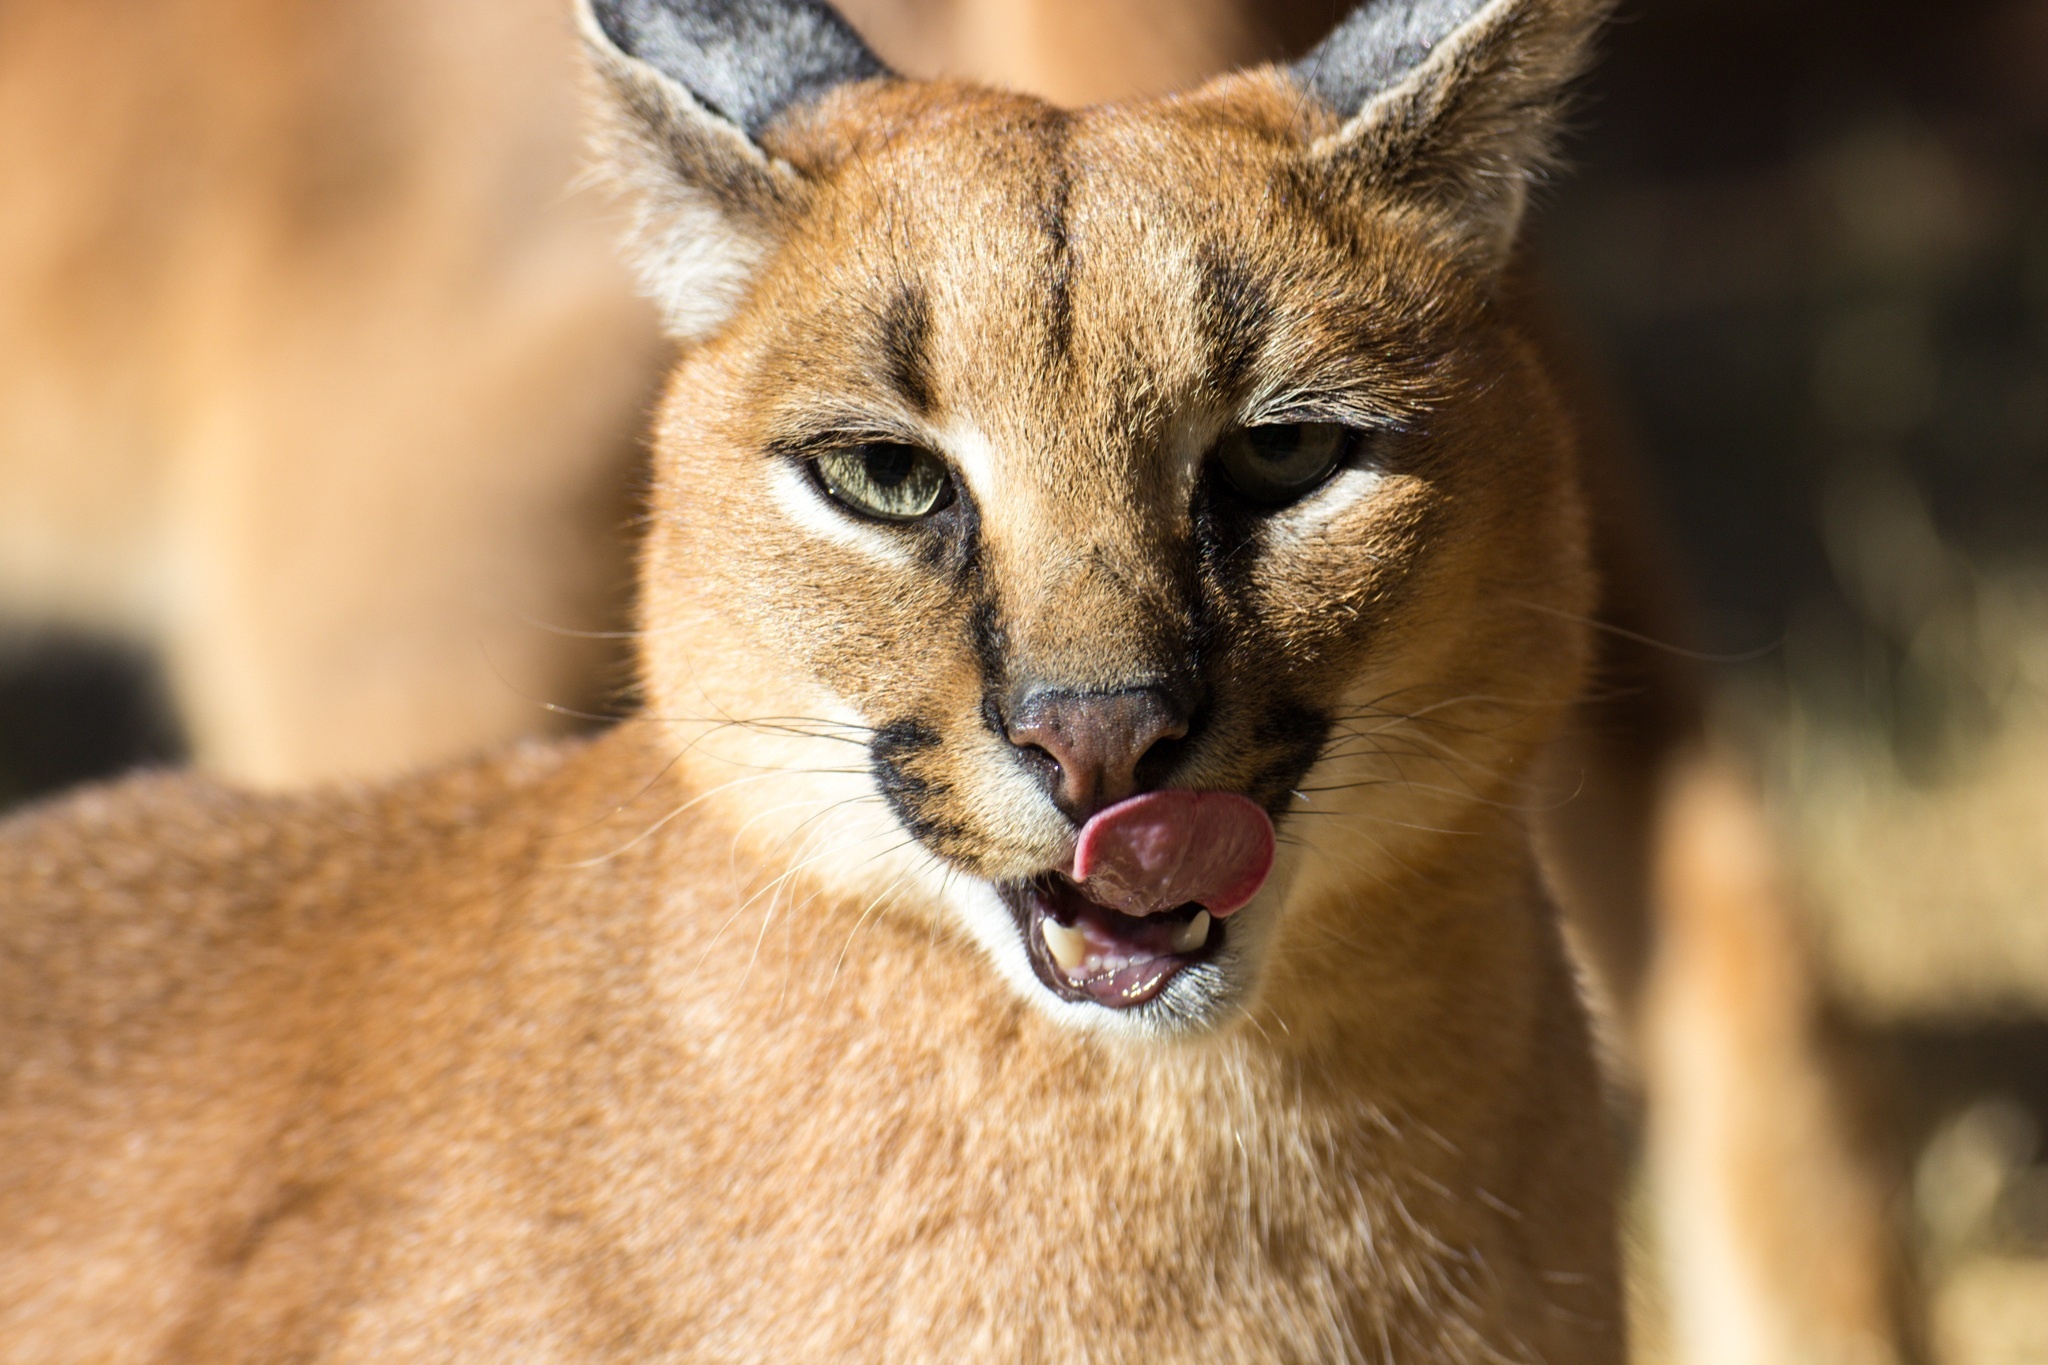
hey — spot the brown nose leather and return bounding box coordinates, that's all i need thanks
[1003,686,1189,821]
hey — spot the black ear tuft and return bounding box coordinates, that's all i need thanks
[590,0,888,139]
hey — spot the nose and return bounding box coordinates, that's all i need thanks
[1002,685,1191,822]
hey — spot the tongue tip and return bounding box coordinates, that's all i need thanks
[1199,840,1276,917]
[1071,790,1276,918]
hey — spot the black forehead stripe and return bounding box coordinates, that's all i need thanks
[878,285,934,414]
[1194,247,1274,400]
[1037,114,1074,367]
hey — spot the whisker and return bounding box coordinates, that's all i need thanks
[1507,598,1779,663]
[707,799,896,982]
[541,743,693,841]
[830,851,929,983]
[549,767,833,869]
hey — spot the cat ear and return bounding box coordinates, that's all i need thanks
[1291,0,1610,273]
[579,0,890,338]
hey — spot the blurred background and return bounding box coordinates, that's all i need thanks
[2,0,2043,1359]
[1536,0,2048,1358]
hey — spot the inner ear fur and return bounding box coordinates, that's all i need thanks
[1293,0,1612,273]
[578,0,891,339]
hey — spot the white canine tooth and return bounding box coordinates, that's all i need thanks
[1042,918,1089,973]
[1171,911,1212,955]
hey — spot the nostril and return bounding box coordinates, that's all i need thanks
[1131,728,1185,789]
[1001,684,1193,821]
[1011,739,1063,787]
[1001,712,1085,801]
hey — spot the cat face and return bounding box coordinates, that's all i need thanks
[591,0,1603,1036]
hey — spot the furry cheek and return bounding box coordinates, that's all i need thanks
[1235,471,1440,662]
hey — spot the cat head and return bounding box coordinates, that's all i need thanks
[583,0,1605,1038]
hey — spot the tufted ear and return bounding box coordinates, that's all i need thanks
[1291,0,1610,273]
[579,0,890,338]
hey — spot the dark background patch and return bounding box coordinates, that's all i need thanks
[0,632,184,813]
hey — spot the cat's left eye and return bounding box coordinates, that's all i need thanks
[812,442,955,522]
[1212,422,1359,507]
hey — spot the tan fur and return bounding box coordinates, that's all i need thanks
[0,8,1631,1358]
[1,735,1616,1361]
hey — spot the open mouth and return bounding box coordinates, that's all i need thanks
[998,789,1276,1011]
[1007,875,1225,1007]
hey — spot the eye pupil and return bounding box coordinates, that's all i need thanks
[1213,422,1358,508]
[813,441,954,522]
[864,444,916,489]
[1245,427,1300,462]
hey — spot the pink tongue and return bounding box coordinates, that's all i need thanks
[1071,791,1275,919]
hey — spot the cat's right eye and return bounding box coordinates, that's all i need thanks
[812,442,955,522]
[1212,422,1359,508]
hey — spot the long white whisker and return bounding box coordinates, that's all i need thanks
[551,767,834,868]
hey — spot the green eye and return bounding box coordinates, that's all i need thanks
[813,442,955,522]
[1213,422,1357,507]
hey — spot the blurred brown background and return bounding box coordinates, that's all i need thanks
[1531,1,2048,1357]
[2,0,2043,1359]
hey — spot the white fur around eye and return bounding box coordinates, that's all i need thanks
[1265,463,1386,542]
[770,460,917,568]
[929,419,1000,505]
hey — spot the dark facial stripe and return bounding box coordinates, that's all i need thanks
[879,285,934,415]
[869,718,953,843]
[1252,700,1334,817]
[1191,464,1265,603]
[1194,246,1274,401]
[1036,115,1074,367]
[967,594,1008,704]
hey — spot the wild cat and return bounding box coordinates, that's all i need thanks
[0,0,1781,1356]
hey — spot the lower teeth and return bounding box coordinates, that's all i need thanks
[1171,910,1212,954]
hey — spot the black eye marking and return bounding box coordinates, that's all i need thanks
[812,442,956,522]
[1210,422,1362,508]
